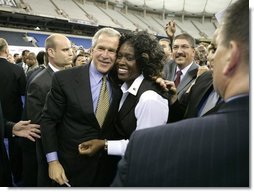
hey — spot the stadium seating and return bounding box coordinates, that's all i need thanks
[0,0,219,45]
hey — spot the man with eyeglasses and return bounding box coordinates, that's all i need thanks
[163,33,199,103]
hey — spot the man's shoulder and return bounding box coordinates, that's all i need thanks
[29,68,51,86]
[55,65,87,77]
[133,115,217,139]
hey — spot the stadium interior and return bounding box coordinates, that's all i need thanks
[0,0,236,50]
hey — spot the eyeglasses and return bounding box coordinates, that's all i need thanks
[172,44,193,51]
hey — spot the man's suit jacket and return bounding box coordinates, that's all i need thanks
[21,66,54,186]
[26,67,54,124]
[162,61,198,102]
[184,70,214,118]
[40,64,122,186]
[0,57,26,185]
[0,58,26,122]
[112,96,249,187]
[177,62,199,102]
[169,71,213,122]
[0,101,12,186]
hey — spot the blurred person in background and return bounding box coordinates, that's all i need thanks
[159,38,173,65]
[16,49,30,74]
[73,53,87,66]
[0,101,40,187]
[13,53,21,64]
[196,44,208,66]
[25,52,39,74]
[0,38,27,186]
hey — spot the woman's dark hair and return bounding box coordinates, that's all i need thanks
[118,31,164,80]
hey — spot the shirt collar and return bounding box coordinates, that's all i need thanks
[90,61,107,85]
[225,93,249,103]
[120,74,144,96]
[176,61,193,77]
[48,62,60,72]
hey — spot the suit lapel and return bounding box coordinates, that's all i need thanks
[73,65,94,115]
[177,63,198,92]
[168,62,177,81]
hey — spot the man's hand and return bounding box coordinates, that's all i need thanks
[155,77,178,104]
[155,77,176,93]
[48,160,69,186]
[12,120,40,142]
[78,139,105,156]
[165,20,176,38]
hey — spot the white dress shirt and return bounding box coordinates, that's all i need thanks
[108,74,169,156]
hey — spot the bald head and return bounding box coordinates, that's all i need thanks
[45,34,73,69]
[0,38,9,56]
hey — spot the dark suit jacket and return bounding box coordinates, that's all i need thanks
[0,58,26,122]
[0,57,26,185]
[184,71,213,118]
[169,71,213,122]
[0,101,13,186]
[21,66,54,186]
[26,65,46,86]
[26,67,54,124]
[22,65,47,121]
[112,95,249,187]
[40,64,122,186]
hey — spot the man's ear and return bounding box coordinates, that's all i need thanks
[223,41,240,76]
[47,48,55,58]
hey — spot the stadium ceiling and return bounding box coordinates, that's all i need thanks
[122,0,237,17]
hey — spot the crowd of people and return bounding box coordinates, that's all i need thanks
[0,0,249,187]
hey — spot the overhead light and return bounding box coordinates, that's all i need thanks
[34,26,40,31]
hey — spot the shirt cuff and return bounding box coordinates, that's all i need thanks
[108,140,129,156]
[46,152,58,163]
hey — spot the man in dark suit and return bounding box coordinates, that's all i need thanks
[112,0,249,187]
[0,101,13,186]
[40,28,122,186]
[16,49,30,74]
[23,34,73,186]
[0,38,27,186]
[0,101,40,187]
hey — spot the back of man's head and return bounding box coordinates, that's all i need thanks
[221,0,248,65]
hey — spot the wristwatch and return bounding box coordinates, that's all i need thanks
[104,139,108,151]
